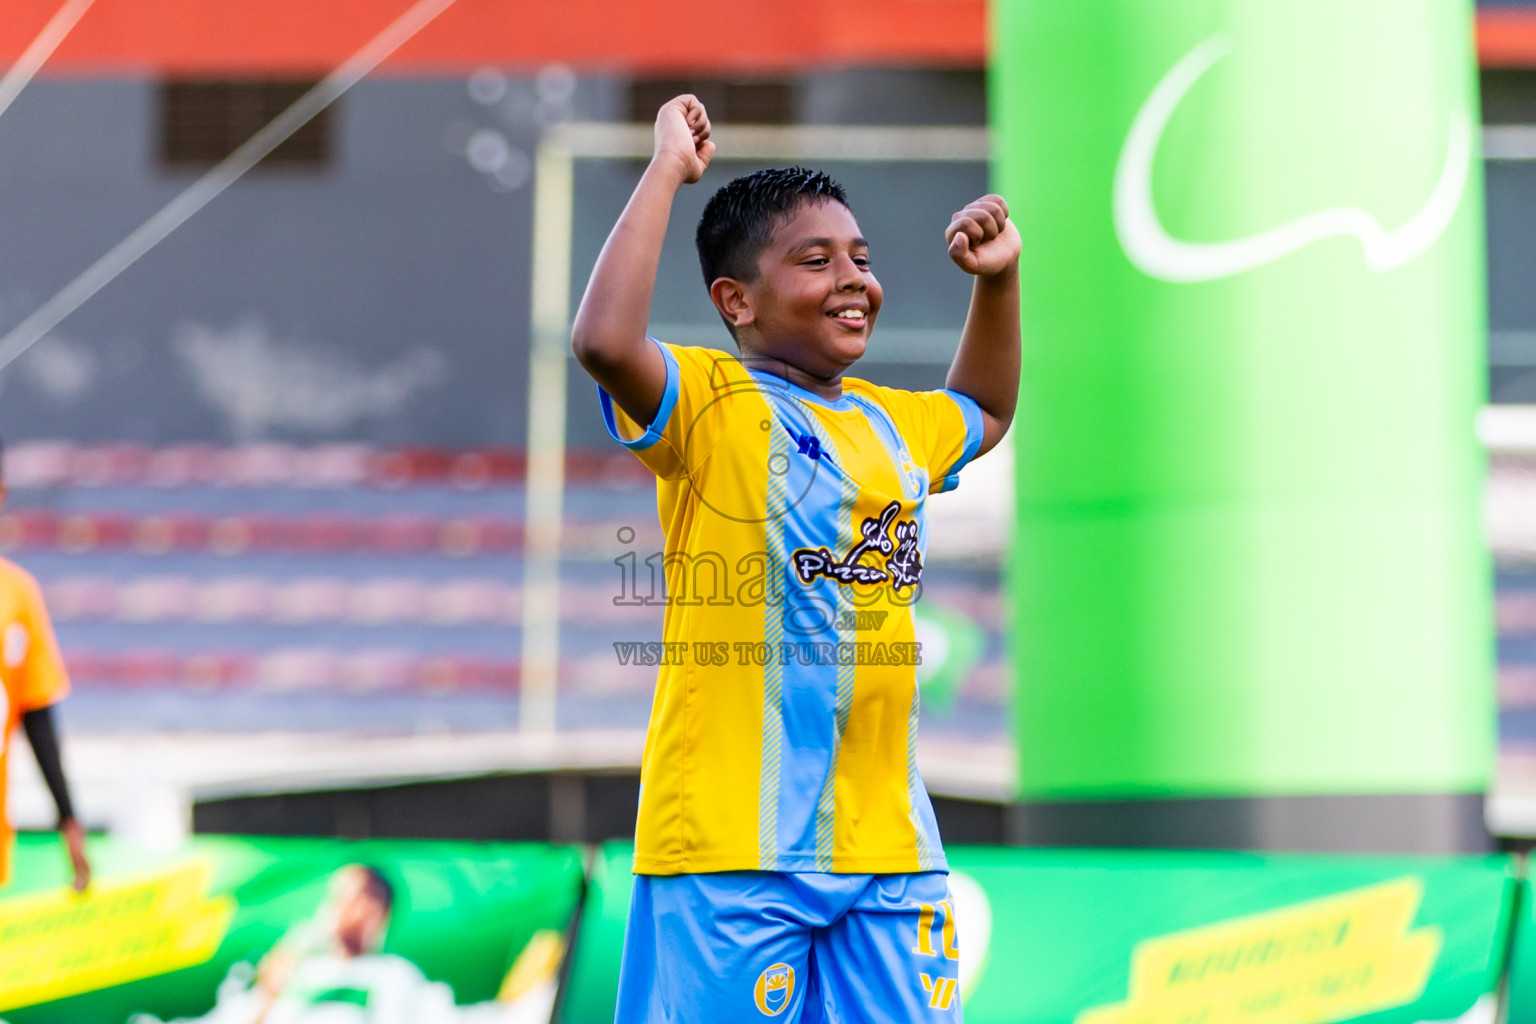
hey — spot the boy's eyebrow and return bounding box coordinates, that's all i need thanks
[783,236,870,257]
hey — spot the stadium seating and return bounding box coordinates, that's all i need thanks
[0,441,1007,739]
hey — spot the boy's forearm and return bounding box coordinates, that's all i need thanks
[946,264,1021,439]
[21,706,75,826]
[571,157,688,369]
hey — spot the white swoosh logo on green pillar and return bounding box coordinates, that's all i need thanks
[1113,34,1471,283]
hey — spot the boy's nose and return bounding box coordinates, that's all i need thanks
[834,254,865,289]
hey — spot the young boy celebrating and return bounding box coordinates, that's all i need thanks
[572,95,1019,1022]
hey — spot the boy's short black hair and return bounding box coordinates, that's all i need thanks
[695,167,850,288]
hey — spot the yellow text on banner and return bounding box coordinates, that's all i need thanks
[0,860,235,1011]
[1075,876,1441,1024]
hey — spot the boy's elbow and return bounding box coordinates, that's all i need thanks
[572,339,627,381]
[572,322,653,381]
[570,324,616,373]
[570,329,595,367]
[976,409,1013,458]
[984,396,1017,429]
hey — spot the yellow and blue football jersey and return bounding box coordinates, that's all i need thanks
[601,341,983,875]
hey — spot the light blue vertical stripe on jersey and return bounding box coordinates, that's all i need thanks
[753,384,850,870]
[757,424,794,869]
[770,456,845,867]
[906,679,941,871]
[812,429,859,871]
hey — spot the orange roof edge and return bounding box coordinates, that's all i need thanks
[0,0,988,76]
[1481,8,1536,68]
[8,4,1526,75]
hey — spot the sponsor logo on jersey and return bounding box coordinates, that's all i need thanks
[753,962,795,1016]
[792,501,923,592]
[3,622,29,670]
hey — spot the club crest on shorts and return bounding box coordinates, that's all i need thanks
[753,962,795,1016]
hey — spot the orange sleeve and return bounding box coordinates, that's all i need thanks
[6,572,70,712]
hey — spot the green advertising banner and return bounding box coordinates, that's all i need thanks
[994,1,1492,801]
[1499,877,1536,1022]
[949,848,1513,1024]
[561,844,1515,1024]
[0,832,583,1023]
[559,843,632,1024]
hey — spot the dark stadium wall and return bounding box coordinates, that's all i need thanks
[1483,66,1536,401]
[0,78,537,447]
[0,69,987,448]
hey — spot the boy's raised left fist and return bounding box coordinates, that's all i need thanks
[653,95,715,185]
[946,194,1021,277]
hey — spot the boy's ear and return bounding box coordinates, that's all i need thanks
[709,278,755,330]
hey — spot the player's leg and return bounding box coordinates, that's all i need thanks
[812,872,963,1023]
[614,871,822,1024]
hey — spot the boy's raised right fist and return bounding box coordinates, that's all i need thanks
[654,95,714,185]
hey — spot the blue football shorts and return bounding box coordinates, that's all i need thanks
[614,870,963,1024]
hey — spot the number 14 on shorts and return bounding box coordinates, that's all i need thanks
[912,900,960,1011]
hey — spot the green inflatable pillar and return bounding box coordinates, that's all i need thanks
[995,1,1494,851]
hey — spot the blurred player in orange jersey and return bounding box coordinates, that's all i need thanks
[0,437,89,892]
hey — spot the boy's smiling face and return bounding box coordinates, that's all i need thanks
[724,198,883,382]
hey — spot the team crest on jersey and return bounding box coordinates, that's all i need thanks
[753,963,795,1016]
[792,500,923,592]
